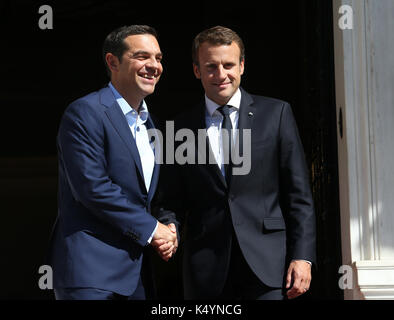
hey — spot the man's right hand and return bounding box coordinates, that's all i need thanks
[151,222,177,261]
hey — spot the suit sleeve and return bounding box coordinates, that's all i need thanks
[278,103,316,264]
[57,100,157,246]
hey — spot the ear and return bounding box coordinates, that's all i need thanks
[240,58,245,76]
[193,63,201,79]
[105,53,120,74]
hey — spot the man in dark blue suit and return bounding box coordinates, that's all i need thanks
[49,25,177,300]
[157,26,316,300]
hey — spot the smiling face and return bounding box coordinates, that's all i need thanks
[193,41,244,106]
[107,34,163,108]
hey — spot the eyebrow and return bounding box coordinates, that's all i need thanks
[204,61,236,67]
[131,50,163,58]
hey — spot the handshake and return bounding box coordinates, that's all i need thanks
[151,222,178,261]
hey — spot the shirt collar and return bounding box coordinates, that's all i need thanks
[205,88,241,117]
[108,82,149,121]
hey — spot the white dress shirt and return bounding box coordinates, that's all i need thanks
[205,88,241,176]
[109,82,157,244]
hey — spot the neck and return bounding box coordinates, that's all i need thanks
[206,95,230,107]
[110,81,143,111]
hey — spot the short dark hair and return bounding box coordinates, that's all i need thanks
[102,25,158,77]
[192,26,245,66]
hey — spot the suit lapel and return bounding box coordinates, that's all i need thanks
[146,114,160,201]
[192,100,228,189]
[229,88,255,189]
[236,88,255,160]
[100,87,145,183]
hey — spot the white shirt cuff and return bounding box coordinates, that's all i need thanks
[147,221,158,244]
[292,259,312,265]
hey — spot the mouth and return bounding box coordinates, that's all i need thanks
[215,82,231,89]
[139,73,158,83]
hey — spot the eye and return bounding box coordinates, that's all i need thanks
[137,55,149,61]
[224,63,235,69]
[206,64,217,71]
[130,51,150,61]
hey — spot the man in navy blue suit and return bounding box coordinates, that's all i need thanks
[48,25,177,300]
[157,26,316,300]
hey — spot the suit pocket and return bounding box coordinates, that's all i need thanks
[262,217,286,232]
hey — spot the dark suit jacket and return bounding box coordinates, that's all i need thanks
[49,85,171,296]
[158,88,316,299]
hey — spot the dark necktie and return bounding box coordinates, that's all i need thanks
[217,105,233,185]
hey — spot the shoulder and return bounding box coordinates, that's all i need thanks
[63,87,110,121]
[253,95,289,107]
[242,89,293,118]
[58,87,112,137]
[243,89,289,108]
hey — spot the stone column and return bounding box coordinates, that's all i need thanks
[333,0,394,299]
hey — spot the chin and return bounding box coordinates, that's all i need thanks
[218,92,232,101]
[141,86,155,95]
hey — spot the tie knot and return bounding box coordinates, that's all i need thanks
[217,105,231,117]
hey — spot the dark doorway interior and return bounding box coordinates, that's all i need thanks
[0,0,342,299]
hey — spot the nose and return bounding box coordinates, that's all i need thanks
[145,57,161,73]
[216,65,227,81]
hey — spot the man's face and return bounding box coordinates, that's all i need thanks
[115,34,163,100]
[193,41,244,106]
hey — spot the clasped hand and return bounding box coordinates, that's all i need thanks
[151,222,178,261]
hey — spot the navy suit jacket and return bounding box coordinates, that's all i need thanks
[49,86,164,296]
[158,88,316,299]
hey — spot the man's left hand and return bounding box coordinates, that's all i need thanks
[151,223,178,261]
[285,260,312,299]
